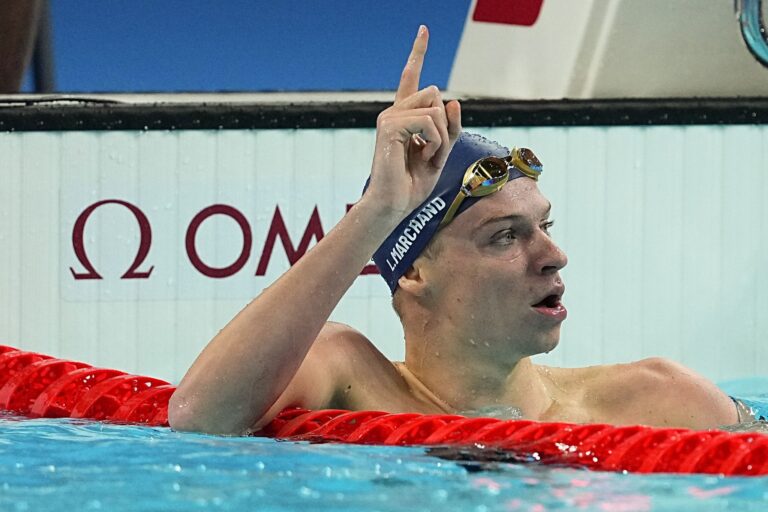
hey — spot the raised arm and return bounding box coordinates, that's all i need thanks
[168,26,462,435]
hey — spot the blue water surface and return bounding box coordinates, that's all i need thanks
[1,381,767,512]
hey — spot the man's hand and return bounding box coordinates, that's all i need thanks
[365,25,463,218]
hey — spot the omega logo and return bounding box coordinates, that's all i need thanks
[69,199,379,280]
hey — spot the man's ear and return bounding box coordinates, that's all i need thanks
[397,261,428,296]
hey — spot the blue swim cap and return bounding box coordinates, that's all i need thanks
[367,132,538,294]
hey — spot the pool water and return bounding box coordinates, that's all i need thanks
[0,380,767,512]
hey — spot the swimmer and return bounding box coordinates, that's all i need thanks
[169,26,741,435]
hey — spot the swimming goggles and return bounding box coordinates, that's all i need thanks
[438,147,543,228]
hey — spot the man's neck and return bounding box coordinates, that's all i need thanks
[403,331,555,419]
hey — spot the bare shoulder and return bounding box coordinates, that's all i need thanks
[254,322,395,430]
[312,321,391,369]
[309,322,421,412]
[291,321,385,384]
[314,321,404,389]
[586,357,737,428]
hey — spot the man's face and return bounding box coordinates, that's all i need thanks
[420,179,568,361]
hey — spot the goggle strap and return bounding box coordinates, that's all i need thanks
[438,190,467,228]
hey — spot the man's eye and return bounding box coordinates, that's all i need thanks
[492,229,516,243]
[542,220,555,235]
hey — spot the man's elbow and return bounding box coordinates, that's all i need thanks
[167,391,203,433]
[167,391,248,436]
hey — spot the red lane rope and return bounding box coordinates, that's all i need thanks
[0,344,766,476]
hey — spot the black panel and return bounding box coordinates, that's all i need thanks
[1,97,767,131]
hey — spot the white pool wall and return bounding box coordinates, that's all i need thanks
[0,125,766,383]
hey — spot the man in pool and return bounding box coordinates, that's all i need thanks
[169,26,743,436]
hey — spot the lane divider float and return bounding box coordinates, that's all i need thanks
[0,344,766,476]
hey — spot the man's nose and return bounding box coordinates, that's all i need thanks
[536,232,568,275]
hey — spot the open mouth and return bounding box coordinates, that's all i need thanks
[532,294,561,308]
[531,293,567,320]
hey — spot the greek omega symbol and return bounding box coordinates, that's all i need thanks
[69,199,154,280]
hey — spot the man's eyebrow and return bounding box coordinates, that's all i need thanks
[476,202,552,229]
[476,214,525,229]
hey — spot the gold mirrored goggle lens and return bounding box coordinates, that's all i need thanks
[462,157,509,197]
[511,147,542,179]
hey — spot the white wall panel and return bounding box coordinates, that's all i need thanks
[19,134,61,358]
[0,134,23,348]
[1,126,766,384]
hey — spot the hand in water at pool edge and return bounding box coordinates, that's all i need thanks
[169,26,741,436]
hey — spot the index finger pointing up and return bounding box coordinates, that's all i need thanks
[395,25,428,104]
